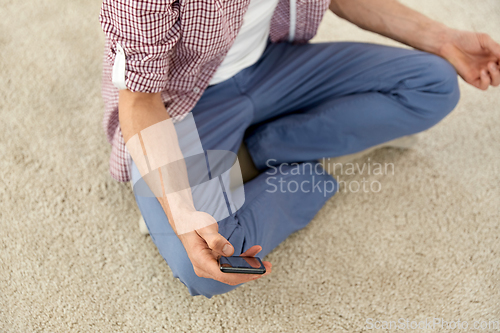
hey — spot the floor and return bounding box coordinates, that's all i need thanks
[1,0,499,332]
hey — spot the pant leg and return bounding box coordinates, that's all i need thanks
[131,76,337,298]
[130,41,461,298]
[132,160,335,298]
[234,42,460,169]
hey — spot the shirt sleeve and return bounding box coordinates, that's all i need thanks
[99,0,181,93]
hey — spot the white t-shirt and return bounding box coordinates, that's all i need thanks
[209,0,280,85]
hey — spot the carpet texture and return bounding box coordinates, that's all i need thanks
[1,0,499,332]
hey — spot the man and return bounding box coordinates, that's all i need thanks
[99,0,500,298]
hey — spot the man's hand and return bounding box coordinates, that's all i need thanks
[440,30,500,90]
[178,211,272,286]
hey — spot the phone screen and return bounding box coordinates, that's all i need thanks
[219,256,266,274]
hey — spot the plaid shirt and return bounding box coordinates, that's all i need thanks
[100,0,330,182]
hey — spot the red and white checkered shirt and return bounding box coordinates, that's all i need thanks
[100,0,329,182]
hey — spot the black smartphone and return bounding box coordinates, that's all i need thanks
[219,256,266,274]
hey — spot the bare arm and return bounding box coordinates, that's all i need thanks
[329,0,449,54]
[329,0,500,90]
[118,90,271,284]
[119,91,179,224]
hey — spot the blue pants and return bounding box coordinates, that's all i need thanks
[131,41,460,298]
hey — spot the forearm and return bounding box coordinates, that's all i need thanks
[329,0,453,56]
[119,90,196,234]
[119,91,241,279]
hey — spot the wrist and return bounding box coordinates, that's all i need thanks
[166,204,217,236]
[416,23,452,56]
[431,26,457,58]
[157,196,195,234]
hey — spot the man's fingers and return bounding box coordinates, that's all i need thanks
[211,261,273,286]
[215,272,264,286]
[199,253,268,286]
[189,242,272,285]
[262,261,272,276]
[196,223,234,256]
[487,62,500,87]
[479,69,490,90]
[240,245,262,257]
[242,256,262,268]
[240,245,264,268]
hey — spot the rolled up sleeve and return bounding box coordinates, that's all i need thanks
[100,0,181,92]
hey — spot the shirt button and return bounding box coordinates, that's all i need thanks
[193,87,200,94]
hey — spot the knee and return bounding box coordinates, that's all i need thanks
[169,256,237,298]
[405,54,461,131]
[423,54,461,114]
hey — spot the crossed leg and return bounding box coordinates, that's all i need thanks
[131,41,460,298]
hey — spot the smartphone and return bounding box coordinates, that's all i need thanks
[219,256,266,274]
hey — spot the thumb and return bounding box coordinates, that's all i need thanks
[196,222,234,257]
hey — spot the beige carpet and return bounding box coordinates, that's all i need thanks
[1,0,499,332]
